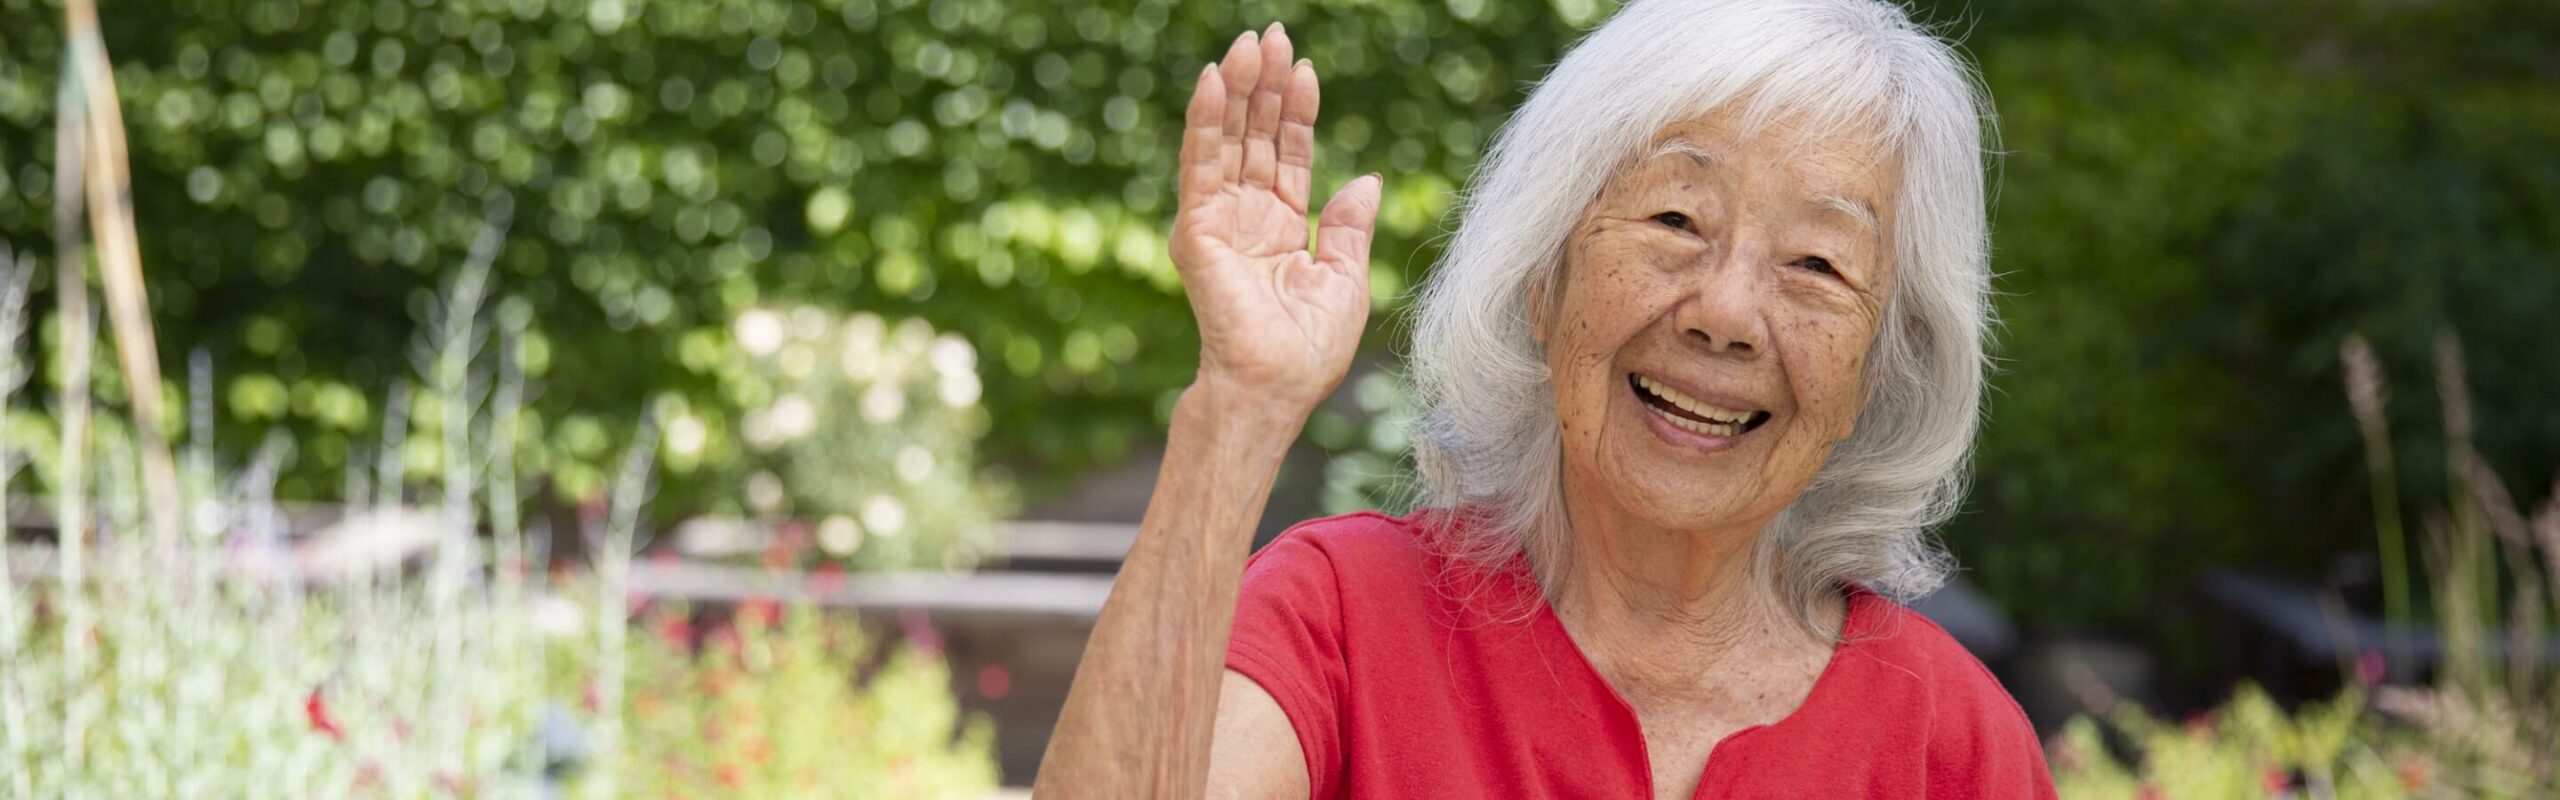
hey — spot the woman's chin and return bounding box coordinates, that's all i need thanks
[1593,457,1762,531]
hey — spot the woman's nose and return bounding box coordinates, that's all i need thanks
[1674,242,1770,358]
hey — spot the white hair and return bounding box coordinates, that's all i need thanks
[1407,0,1995,639]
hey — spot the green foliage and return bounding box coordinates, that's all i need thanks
[2057,336,2560,799]
[619,602,998,797]
[722,306,1010,569]
[1934,0,2560,627]
[0,366,556,795]
[2050,685,2424,799]
[2,535,553,796]
[0,0,1608,511]
[1310,368,1419,517]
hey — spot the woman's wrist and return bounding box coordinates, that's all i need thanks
[1178,371,1319,446]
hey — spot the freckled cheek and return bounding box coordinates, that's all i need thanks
[1551,260,1670,442]
[1773,315,1874,426]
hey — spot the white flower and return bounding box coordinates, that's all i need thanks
[860,494,907,538]
[938,371,981,408]
[839,313,889,381]
[746,470,787,516]
[859,381,905,425]
[840,337,881,382]
[769,393,815,441]
[665,412,709,458]
[531,593,585,635]
[779,343,817,380]
[733,309,786,356]
[891,317,935,357]
[789,304,831,340]
[817,514,864,556]
[895,444,936,484]
[929,334,976,378]
[843,312,886,351]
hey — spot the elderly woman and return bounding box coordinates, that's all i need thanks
[1035,1,2051,797]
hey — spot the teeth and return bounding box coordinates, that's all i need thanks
[1657,406,1743,438]
[1635,375,1755,425]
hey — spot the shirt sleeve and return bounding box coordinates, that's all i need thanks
[1224,527,1348,798]
[1928,657,2059,799]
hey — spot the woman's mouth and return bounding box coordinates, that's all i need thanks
[1629,373,1772,439]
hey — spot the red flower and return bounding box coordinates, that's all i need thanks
[2355,649,2387,687]
[305,685,344,741]
[763,521,810,572]
[740,597,781,628]
[2181,710,2216,739]
[2262,767,2290,794]
[900,608,943,655]
[810,560,846,596]
[977,664,1012,700]
[2397,757,2433,791]
[655,612,695,647]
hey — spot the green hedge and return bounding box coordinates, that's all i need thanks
[0,0,1598,508]
[0,0,2553,627]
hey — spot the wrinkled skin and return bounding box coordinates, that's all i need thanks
[1540,110,1899,557]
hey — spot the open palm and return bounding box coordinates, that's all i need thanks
[1171,24,1381,414]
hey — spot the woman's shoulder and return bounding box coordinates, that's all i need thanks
[1241,509,1444,596]
[1843,590,2027,712]
[1240,507,1532,619]
[1836,589,2051,785]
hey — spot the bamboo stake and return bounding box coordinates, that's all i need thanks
[63,0,182,551]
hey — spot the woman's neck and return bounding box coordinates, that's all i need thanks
[1546,501,1833,703]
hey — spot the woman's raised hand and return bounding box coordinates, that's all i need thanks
[1172,23,1382,417]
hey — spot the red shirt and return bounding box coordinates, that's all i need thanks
[1225,510,2057,798]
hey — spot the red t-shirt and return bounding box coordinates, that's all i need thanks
[1225,510,2057,798]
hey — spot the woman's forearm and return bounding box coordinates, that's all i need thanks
[1032,378,1305,798]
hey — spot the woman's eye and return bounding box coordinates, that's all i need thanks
[1796,256,1840,276]
[1652,211,1693,231]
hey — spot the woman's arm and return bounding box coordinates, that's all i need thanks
[1031,22,1379,800]
[1206,670,1313,799]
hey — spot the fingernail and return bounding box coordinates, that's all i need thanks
[1296,58,1313,72]
[1266,21,1284,38]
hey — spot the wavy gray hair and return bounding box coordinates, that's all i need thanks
[1407,0,1996,639]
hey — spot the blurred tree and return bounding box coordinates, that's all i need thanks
[1943,0,2560,626]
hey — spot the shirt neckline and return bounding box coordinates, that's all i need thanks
[1528,582,1877,799]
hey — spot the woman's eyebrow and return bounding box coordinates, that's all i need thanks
[1816,194,1879,238]
[1643,137,1715,168]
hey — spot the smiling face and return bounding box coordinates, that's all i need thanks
[1538,109,1899,539]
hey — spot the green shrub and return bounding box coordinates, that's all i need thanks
[619,601,998,797]
[0,256,1000,796]
[0,0,1606,512]
[720,305,1010,570]
[1939,0,2560,628]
